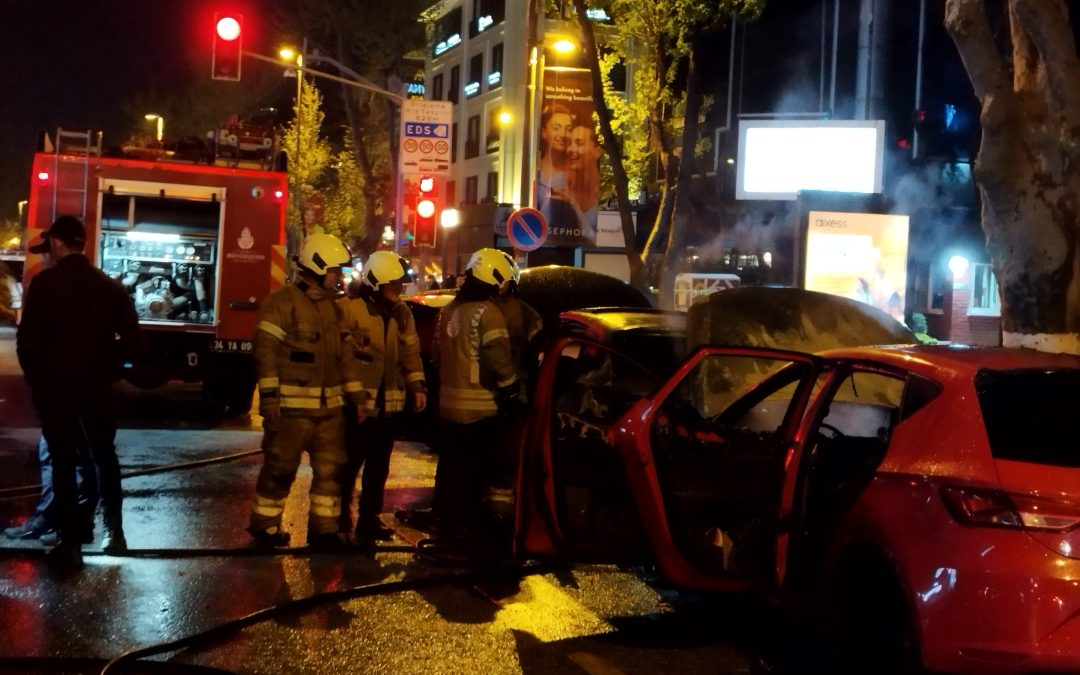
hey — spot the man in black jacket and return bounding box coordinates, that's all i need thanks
[17,216,142,572]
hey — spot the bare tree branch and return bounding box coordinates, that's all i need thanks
[1012,0,1080,123]
[945,0,1011,101]
[1008,1,1039,94]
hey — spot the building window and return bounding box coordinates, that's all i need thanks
[466,53,483,98]
[446,180,456,207]
[465,176,479,204]
[449,66,460,105]
[432,74,444,101]
[469,0,505,37]
[433,7,464,57]
[969,263,1001,316]
[465,114,480,159]
[486,171,499,201]
[451,123,459,163]
[488,43,503,90]
[486,107,502,153]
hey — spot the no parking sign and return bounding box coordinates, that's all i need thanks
[506,208,548,252]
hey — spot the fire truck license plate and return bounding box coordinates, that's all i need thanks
[210,339,254,353]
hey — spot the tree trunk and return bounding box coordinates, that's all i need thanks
[658,40,705,310]
[573,0,648,295]
[945,0,1080,353]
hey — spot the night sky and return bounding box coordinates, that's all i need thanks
[0,0,280,222]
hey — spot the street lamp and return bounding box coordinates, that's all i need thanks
[144,114,164,141]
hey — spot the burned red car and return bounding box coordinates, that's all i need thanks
[515,342,1080,673]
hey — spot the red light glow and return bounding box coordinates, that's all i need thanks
[216,16,241,41]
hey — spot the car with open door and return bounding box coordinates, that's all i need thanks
[515,342,1080,673]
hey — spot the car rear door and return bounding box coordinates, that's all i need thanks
[515,340,823,592]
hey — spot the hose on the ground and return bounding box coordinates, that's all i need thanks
[0,449,262,501]
[98,560,558,675]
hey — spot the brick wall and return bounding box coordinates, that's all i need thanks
[944,280,1001,346]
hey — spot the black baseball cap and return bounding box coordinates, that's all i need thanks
[28,215,86,253]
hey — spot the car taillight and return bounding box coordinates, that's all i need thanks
[941,486,1080,532]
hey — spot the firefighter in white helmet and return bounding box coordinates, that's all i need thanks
[247,232,365,550]
[490,251,543,504]
[431,248,518,541]
[338,250,427,544]
[495,251,543,402]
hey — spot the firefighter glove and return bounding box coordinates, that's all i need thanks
[413,391,428,413]
[496,385,521,415]
[259,397,281,427]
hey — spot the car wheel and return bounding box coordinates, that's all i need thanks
[829,552,923,674]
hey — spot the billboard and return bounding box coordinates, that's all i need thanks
[804,210,909,322]
[534,66,600,247]
[736,120,885,200]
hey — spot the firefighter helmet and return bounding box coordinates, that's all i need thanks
[297,233,351,277]
[500,251,521,285]
[363,250,410,289]
[466,248,513,289]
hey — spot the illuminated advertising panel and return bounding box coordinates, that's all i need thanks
[736,120,885,200]
[535,67,599,247]
[804,210,909,322]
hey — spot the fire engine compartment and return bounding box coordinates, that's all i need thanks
[98,188,221,326]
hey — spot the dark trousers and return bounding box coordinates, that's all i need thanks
[433,415,503,535]
[342,412,396,531]
[33,382,120,546]
[35,435,100,529]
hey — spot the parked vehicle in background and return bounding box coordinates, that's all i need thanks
[516,342,1080,672]
[23,128,287,414]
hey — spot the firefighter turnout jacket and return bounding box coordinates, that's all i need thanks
[255,282,364,413]
[496,293,543,402]
[433,298,517,424]
[339,295,425,416]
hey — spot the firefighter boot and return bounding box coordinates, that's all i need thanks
[101,511,127,553]
[45,540,84,576]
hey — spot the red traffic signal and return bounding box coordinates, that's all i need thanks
[413,176,438,248]
[212,13,243,81]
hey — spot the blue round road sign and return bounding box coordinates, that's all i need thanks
[507,208,548,252]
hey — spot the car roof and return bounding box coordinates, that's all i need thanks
[817,343,1080,377]
[559,308,687,335]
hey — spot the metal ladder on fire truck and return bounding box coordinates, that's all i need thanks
[49,128,102,222]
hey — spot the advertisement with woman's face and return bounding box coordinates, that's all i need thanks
[535,67,600,247]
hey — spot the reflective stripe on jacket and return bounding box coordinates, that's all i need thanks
[254,283,363,413]
[339,295,425,415]
[432,298,516,424]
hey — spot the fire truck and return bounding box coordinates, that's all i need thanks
[23,128,289,414]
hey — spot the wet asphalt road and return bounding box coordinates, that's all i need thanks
[0,326,834,675]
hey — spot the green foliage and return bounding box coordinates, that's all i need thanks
[587,0,761,199]
[280,80,334,245]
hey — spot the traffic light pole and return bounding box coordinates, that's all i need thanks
[244,50,407,252]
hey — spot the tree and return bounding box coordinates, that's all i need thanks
[279,79,334,257]
[572,0,763,303]
[273,0,428,256]
[945,0,1080,353]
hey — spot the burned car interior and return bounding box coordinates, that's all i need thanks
[541,342,924,581]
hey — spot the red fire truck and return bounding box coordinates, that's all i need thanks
[23,128,288,415]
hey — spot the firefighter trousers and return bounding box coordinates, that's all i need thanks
[249,411,346,538]
[341,413,396,533]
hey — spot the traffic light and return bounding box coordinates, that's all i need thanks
[212,13,243,81]
[413,175,438,247]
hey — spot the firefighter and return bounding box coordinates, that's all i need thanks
[490,252,543,509]
[431,248,518,541]
[338,250,427,544]
[247,233,365,550]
